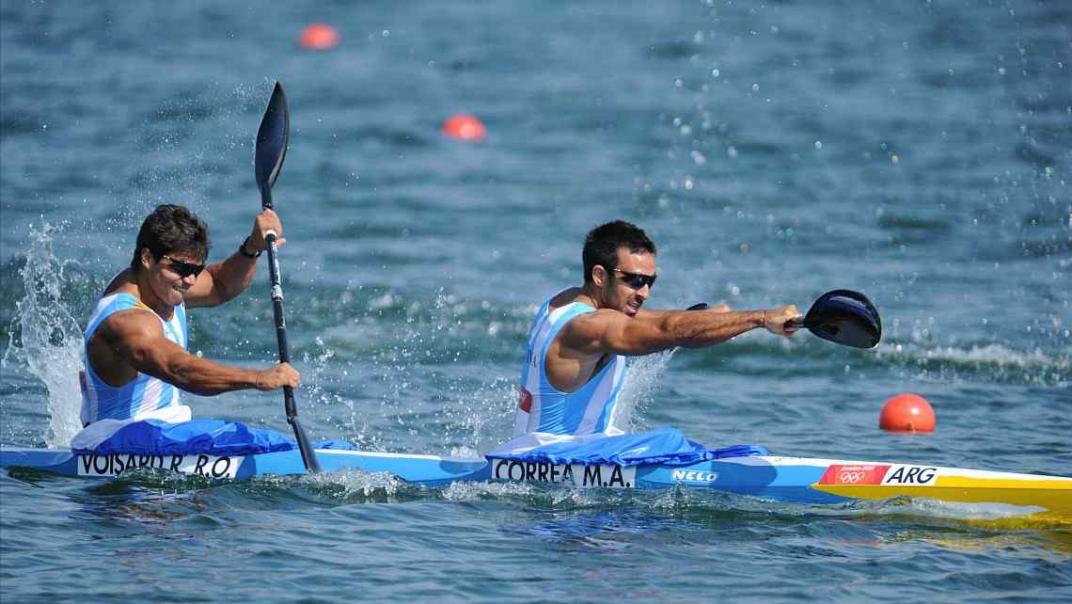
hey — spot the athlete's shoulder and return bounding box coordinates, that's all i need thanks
[558,306,629,342]
[548,287,585,310]
[96,304,163,341]
[100,269,137,296]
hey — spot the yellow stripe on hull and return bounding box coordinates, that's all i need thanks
[814,475,1072,516]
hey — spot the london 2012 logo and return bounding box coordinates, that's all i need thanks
[818,464,890,485]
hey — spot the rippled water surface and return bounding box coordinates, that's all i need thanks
[2,1,1070,601]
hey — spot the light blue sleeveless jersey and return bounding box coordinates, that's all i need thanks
[80,293,187,426]
[513,293,627,436]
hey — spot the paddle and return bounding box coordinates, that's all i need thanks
[788,289,882,349]
[254,81,321,473]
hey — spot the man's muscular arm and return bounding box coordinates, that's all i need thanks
[101,311,298,395]
[562,305,801,356]
[633,304,731,320]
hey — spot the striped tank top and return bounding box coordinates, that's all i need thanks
[513,293,627,437]
[80,292,188,426]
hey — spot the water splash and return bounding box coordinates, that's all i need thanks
[360,289,519,452]
[613,349,678,432]
[2,223,84,446]
[441,479,535,502]
[306,467,406,499]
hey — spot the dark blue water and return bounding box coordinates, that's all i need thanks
[2,1,1070,601]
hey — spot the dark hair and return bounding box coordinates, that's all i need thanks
[130,204,209,272]
[582,220,655,284]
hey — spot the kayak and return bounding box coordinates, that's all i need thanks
[3,446,1070,517]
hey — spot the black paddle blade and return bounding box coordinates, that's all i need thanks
[801,289,881,349]
[255,82,289,202]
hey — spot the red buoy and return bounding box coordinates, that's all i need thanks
[880,393,936,432]
[442,114,486,141]
[299,24,340,51]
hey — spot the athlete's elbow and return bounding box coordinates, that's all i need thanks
[220,275,255,304]
[162,363,210,396]
[208,286,239,306]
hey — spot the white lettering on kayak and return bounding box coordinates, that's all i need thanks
[670,469,719,483]
[881,465,938,486]
[490,459,635,488]
[76,453,242,479]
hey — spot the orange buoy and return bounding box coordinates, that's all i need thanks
[879,393,936,432]
[299,24,340,51]
[442,114,486,141]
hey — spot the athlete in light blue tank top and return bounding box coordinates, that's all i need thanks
[71,204,301,450]
[81,292,188,426]
[500,220,802,454]
[514,293,627,436]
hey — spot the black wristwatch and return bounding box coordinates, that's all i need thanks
[239,236,262,258]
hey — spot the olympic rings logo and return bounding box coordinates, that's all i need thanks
[838,471,867,483]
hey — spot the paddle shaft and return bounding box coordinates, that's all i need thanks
[260,187,321,473]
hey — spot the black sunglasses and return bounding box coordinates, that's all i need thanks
[612,268,657,290]
[160,255,206,279]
